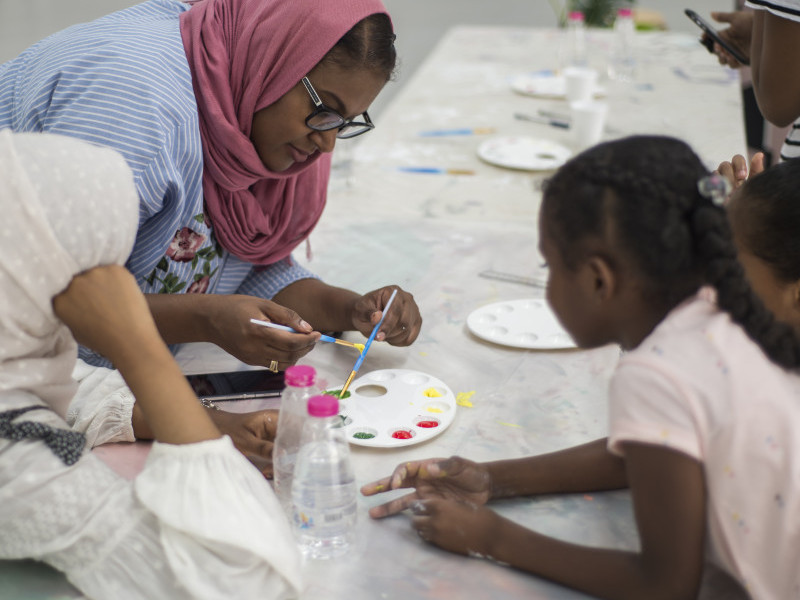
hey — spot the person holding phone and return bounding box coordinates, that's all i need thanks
[704,2,800,162]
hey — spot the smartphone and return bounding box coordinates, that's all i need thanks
[685,9,750,66]
[186,369,285,401]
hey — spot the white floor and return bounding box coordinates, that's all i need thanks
[0,0,731,115]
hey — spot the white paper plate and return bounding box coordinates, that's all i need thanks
[466,299,576,349]
[510,73,606,99]
[330,369,456,448]
[477,136,572,171]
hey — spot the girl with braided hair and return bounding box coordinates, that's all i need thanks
[363,135,800,599]
[726,157,800,336]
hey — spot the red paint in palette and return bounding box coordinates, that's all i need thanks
[391,430,413,439]
[416,420,439,428]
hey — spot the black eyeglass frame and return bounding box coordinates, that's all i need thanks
[301,77,374,139]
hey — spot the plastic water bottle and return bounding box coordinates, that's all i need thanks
[291,394,357,559]
[563,10,587,68]
[609,7,635,82]
[272,365,317,513]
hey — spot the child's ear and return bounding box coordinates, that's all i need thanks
[585,255,616,301]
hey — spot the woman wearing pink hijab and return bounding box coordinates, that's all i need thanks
[0,0,420,454]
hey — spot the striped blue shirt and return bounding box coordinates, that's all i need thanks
[0,0,318,366]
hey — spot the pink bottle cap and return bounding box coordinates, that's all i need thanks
[568,11,584,21]
[284,365,316,387]
[307,394,339,417]
[618,8,633,17]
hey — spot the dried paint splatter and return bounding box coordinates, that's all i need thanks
[456,391,475,407]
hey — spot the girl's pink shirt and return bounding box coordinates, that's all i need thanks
[609,291,800,598]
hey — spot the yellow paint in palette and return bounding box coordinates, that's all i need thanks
[423,388,443,398]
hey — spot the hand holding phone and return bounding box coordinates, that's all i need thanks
[685,9,750,66]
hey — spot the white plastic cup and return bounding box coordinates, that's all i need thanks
[563,66,598,103]
[570,100,608,150]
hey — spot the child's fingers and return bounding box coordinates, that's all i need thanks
[360,476,394,496]
[750,152,766,178]
[367,492,420,519]
[730,154,748,182]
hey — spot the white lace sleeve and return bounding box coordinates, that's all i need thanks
[66,359,135,447]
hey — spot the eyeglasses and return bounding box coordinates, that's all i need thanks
[301,77,374,139]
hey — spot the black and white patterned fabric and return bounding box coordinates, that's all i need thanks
[0,406,85,466]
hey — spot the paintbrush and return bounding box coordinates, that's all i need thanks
[249,318,365,352]
[339,289,399,399]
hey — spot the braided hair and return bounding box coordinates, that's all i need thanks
[541,135,800,369]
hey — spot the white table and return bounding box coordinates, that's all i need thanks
[0,25,748,600]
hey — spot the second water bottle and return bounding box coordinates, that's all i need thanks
[291,394,357,559]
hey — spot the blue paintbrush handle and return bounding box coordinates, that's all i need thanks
[353,289,398,372]
[250,318,335,343]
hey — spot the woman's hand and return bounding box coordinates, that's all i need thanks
[206,409,279,477]
[716,151,765,191]
[410,498,501,558]
[350,286,422,345]
[206,295,321,370]
[361,456,492,518]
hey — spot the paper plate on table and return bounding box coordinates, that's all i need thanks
[328,369,456,448]
[510,73,606,98]
[467,299,577,349]
[477,136,572,171]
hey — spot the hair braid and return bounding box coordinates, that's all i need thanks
[691,204,800,368]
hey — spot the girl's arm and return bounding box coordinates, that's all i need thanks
[414,443,706,600]
[54,265,220,445]
[363,438,627,518]
[487,437,627,498]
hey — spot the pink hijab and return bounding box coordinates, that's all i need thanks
[180,0,389,265]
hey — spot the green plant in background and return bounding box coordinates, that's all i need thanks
[549,0,636,28]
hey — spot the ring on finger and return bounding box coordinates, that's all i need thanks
[268,360,279,373]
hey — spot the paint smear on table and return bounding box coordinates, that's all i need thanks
[496,421,522,428]
[456,391,475,407]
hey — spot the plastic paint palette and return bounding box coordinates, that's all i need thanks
[477,136,572,171]
[466,298,577,349]
[510,73,607,99]
[334,369,457,448]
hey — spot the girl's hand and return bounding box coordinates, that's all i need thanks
[361,456,492,518]
[350,286,422,345]
[410,498,500,557]
[716,152,765,191]
[207,295,320,370]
